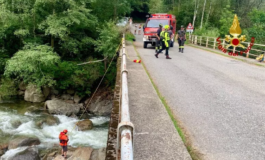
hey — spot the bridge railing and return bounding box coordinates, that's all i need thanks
[117,34,134,160]
[189,35,265,59]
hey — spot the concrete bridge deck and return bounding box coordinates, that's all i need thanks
[126,32,265,160]
[126,42,191,160]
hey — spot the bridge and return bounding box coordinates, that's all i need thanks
[105,30,265,160]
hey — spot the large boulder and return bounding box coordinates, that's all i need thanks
[25,85,45,102]
[90,148,106,160]
[11,147,40,160]
[87,97,112,116]
[67,147,93,160]
[45,99,81,116]
[74,93,82,103]
[35,114,59,128]
[8,137,41,149]
[76,119,93,131]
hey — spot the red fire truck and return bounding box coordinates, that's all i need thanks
[143,13,176,48]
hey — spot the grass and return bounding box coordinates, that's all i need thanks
[132,42,202,160]
[125,32,135,42]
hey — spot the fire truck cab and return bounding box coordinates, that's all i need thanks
[143,13,176,48]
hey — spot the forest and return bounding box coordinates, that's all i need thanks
[0,0,147,98]
[149,0,265,44]
[0,0,264,98]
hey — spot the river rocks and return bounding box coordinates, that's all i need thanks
[18,91,25,96]
[19,82,27,91]
[11,147,40,160]
[67,89,75,95]
[11,120,22,128]
[43,87,50,99]
[61,94,71,100]
[35,114,59,128]
[67,147,93,160]
[45,99,81,116]
[76,119,93,131]
[74,93,82,103]
[0,143,8,156]
[8,137,41,149]
[25,85,45,103]
[51,88,59,95]
[90,148,106,160]
[87,97,112,116]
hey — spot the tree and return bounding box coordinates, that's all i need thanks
[200,0,207,29]
[193,0,200,27]
[219,5,235,37]
[247,9,265,43]
[4,44,60,87]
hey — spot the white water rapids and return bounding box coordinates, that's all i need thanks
[0,101,110,159]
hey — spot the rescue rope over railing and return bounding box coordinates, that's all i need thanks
[117,34,134,160]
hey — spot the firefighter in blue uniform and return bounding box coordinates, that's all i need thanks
[155,25,171,59]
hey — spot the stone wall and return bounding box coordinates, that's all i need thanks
[105,53,121,160]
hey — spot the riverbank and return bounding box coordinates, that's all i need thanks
[0,98,109,159]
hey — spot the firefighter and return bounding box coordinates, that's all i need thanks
[59,129,69,159]
[155,23,163,53]
[168,25,174,48]
[176,25,186,53]
[155,25,171,59]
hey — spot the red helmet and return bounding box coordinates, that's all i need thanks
[63,129,68,133]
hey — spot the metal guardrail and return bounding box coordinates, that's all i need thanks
[117,34,134,160]
[189,35,265,58]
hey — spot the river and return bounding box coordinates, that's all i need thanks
[0,98,109,159]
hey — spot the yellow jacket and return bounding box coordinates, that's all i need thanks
[160,31,170,47]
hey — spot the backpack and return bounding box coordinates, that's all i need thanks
[59,132,67,145]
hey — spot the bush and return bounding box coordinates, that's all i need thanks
[54,60,103,96]
[4,44,60,87]
[194,27,219,37]
[96,21,122,57]
[0,78,17,97]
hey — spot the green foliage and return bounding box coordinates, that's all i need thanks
[54,60,102,96]
[95,21,122,57]
[247,9,265,44]
[194,27,219,37]
[0,78,17,97]
[219,6,234,37]
[4,44,60,87]
[149,0,167,14]
[125,32,135,41]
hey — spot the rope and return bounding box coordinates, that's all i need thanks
[79,39,123,119]
[77,57,108,65]
[65,39,122,134]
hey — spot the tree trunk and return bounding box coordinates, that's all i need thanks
[192,0,200,27]
[206,0,212,25]
[200,0,207,29]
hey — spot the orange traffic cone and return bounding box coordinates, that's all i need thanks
[133,60,141,63]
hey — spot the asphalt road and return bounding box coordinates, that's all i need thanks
[133,34,265,160]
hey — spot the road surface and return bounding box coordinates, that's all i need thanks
[133,33,265,160]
